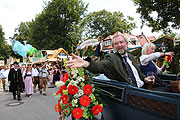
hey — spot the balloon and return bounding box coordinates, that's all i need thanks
[27,47,37,56]
[12,41,32,57]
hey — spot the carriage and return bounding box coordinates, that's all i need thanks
[92,74,180,120]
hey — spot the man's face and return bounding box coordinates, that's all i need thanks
[34,65,36,68]
[14,64,18,68]
[113,36,128,55]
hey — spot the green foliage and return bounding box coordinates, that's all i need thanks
[0,25,12,59]
[83,9,136,38]
[13,22,30,44]
[28,0,88,53]
[133,0,180,33]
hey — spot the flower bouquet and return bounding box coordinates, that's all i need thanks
[54,60,103,120]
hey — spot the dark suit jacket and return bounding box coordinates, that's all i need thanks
[86,52,145,86]
[8,68,23,92]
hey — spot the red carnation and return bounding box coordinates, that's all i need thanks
[92,105,103,115]
[59,85,67,95]
[68,85,78,95]
[54,104,61,112]
[72,108,83,119]
[62,73,69,82]
[79,95,91,107]
[83,84,92,95]
[62,95,69,105]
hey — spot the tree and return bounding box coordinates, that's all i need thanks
[133,0,180,32]
[28,0,88,52]
[12,22,31,44]
[83,9,136,39]
[0,25,12,60]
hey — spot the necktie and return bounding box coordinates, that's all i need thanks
[123,56,137,87]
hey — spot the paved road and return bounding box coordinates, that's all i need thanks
[0,85,116,120]
[0,86,66,120]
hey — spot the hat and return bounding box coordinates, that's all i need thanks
[13,62,19,65]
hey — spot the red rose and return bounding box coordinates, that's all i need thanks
[62,95,69,105]
[62,73,69,82]
[59,85,67,95]
[84,75,87,79]
[72,108,83,119]
[83,84,92,95]
[68,85,78,95]
[91,105,103,115]
[54,104,61,112]
[79,95,91,107]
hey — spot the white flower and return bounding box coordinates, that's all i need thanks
[67,80,78,87]
[72,99,78,107]
[55,81,65,87]
[71,68,78,78]
[77,76,85,83]
[78,89,84,96]
[74,89,84,98]
[71,68,78,74]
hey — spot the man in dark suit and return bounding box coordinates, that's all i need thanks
[66,34,154,88]
[8,62,23,101]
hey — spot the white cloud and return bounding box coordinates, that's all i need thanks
[0,0,47,40]
[0,0,168,43]
[83,0,163,37]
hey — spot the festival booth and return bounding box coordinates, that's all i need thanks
[47,48,69,62]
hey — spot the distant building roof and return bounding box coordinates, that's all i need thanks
[147,36,156,42]
[136,34,149,46]
[104,31,123,40]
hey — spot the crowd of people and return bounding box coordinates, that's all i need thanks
[0,61,67,101]
[0,34,177,101]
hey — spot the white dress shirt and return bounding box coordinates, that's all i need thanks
[32,68,39,77]
[123,54,144,88]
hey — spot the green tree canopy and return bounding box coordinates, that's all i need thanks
[133,0,180,33]
[83,9,136,39]
[12,22,30,44]
[0,25,12,59]
[28,0,88,52]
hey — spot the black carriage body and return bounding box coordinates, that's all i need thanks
[92,77,180,120]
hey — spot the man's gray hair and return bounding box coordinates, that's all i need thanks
[111,34,128,47]
[141,42,156,55]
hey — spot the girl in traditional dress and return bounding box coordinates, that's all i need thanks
[49,66,55,88]
[23,66,33,97]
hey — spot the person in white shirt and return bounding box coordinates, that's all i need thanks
[39,64,49,96]
[32,64,39,93]
[66,34,154,88]
[139,42,174,91]
[0,65,9,92]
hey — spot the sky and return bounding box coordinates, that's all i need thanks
[0,0,164,44]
